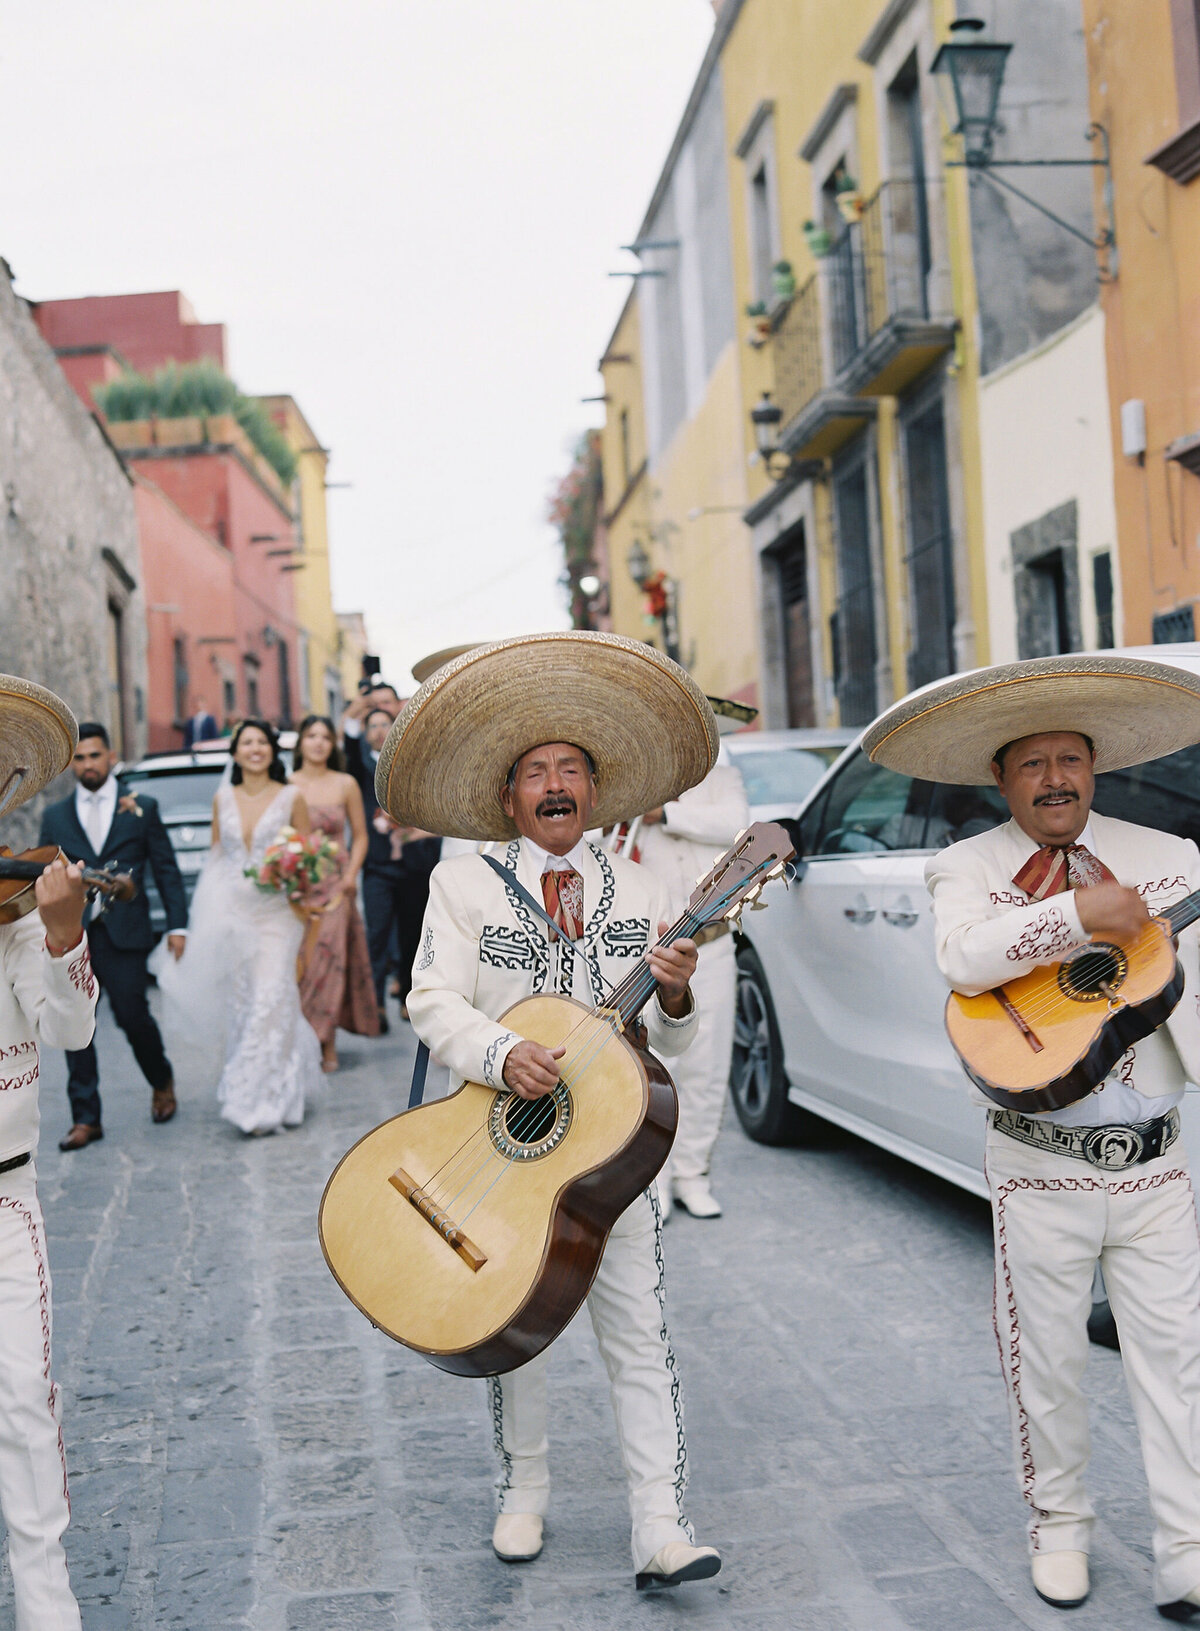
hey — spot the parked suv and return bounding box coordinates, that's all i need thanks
[731,645,1200,1195]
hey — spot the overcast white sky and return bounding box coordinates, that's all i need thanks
[0,1,713,685]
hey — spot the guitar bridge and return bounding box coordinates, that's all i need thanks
[389,1167,488,1272]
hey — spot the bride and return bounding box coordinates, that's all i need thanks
[158,718,321,1134]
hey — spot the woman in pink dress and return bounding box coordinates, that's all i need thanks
[290,715,380,1071]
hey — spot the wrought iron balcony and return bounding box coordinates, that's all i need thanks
[824,178,955,397]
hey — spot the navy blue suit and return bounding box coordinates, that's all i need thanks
[39,785,188,1126]
[182,712,219,749]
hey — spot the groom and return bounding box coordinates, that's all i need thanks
[39,722,188,1149]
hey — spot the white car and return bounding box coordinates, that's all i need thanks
[732,644,1200,1196]
[722,728,854,823]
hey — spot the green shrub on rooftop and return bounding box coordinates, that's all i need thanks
[95,360,297,487]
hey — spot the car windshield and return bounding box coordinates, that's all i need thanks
[122,768,224,821]
[732,746,844,808]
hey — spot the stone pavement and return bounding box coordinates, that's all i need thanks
[0,1001,1180,1629]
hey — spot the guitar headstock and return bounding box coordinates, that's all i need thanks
[687,822,795,928]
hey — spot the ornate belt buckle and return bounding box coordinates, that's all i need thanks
[1082,1124,1144,1170]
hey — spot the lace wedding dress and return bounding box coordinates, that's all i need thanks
[158,782,320,1133]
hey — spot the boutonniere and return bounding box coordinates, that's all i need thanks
[118,794,143,818]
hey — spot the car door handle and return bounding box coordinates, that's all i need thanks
[882,909,919,928]
[843,906,876,925]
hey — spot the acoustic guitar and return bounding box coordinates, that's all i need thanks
[944,889,1200,1113]
[318,822,793,1378]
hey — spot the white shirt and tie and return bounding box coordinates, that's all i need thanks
[75,777,118,858]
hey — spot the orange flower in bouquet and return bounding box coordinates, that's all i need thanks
[245,827,338,907]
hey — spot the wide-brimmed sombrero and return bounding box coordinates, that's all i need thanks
[378,632,719,840]
[0,676,78,818]
[862,653,1200,785]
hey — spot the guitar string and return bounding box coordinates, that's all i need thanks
[432,921,709,1220]
[424,880,757,1221]
[419,878,744,1211]
[979,915,1175,1030]
[415,852,785,1221]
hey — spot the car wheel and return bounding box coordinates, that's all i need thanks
[730,941,808,1145]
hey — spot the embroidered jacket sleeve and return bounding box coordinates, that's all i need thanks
[659,765,750,848]
[925,840,1086,997]
[3,912,97,1051]
[641,871,698,1058]
[406,862,523,1088]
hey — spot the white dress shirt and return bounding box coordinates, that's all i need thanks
[75,776,118,856]
[521,836,590,875]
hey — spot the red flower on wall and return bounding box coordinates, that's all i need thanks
[643,571,669,620]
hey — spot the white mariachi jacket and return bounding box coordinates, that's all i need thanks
[407,838,698,1092]
[925,811,1200,1099]
[634,765,750,922]
[0,913,98,1163]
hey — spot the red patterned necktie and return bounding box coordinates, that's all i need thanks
[541,867,585,942]
[1012,842,1118,900]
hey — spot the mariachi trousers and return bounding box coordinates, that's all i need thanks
[661,934,736,1187]
[486,1188,694,1571]
[0,1159,80,1631]
[986,1117,1200,1606]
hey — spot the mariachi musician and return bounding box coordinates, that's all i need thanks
[864,653,1200,1620]
[379,632,723,1592]
[0,676,98,1630]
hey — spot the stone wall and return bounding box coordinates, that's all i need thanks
[0,261,147,848]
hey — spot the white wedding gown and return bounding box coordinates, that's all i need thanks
[158,782,320,1133]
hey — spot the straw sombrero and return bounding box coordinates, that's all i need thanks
[862,653,1200,785]
[377,632,720,841]
[0,676,78,818]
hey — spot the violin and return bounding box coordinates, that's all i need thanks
[0,845,137,926]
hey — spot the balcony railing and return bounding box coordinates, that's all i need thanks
[826,177,934,377]
[772,272,825,430]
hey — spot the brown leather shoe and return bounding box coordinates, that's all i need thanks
[59,1123,103,1152]
[151,1081,177,1123]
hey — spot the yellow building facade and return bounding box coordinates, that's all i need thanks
[260,394,344,717]
[599,0,1108,726]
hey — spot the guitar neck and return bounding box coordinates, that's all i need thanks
[1162,889,1200,937]
[605,905,708,1031]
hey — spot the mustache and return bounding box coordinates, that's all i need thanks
[536,795,577,817]
[1033,789,1079,806]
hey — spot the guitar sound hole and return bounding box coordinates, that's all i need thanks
[489,1083,573,1162]
[1057,943,1128,1003]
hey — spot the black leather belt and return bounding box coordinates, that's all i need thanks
[0,1151,31,1176]
[991,1107,1180,1171]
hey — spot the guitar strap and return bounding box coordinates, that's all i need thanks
[406,855,570,1111]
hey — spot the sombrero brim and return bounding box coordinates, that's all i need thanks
[377,632,720,840]
[0,676,78,818]
[411,643,485,685]
[862,654,1200,785]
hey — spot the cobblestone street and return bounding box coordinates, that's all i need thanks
[0,1002,1180,1629]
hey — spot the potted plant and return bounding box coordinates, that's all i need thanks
[835,172,864,223]
[744,299,772,347]
[771,260,796,300]
[802,219,833,257]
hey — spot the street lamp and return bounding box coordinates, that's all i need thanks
[930,18,1011,168]
[750,391,783,460]
[579,574,601,598]
[930,15,1114,269]
[627,538,651,588]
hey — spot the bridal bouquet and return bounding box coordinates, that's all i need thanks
[245,827,338,905]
